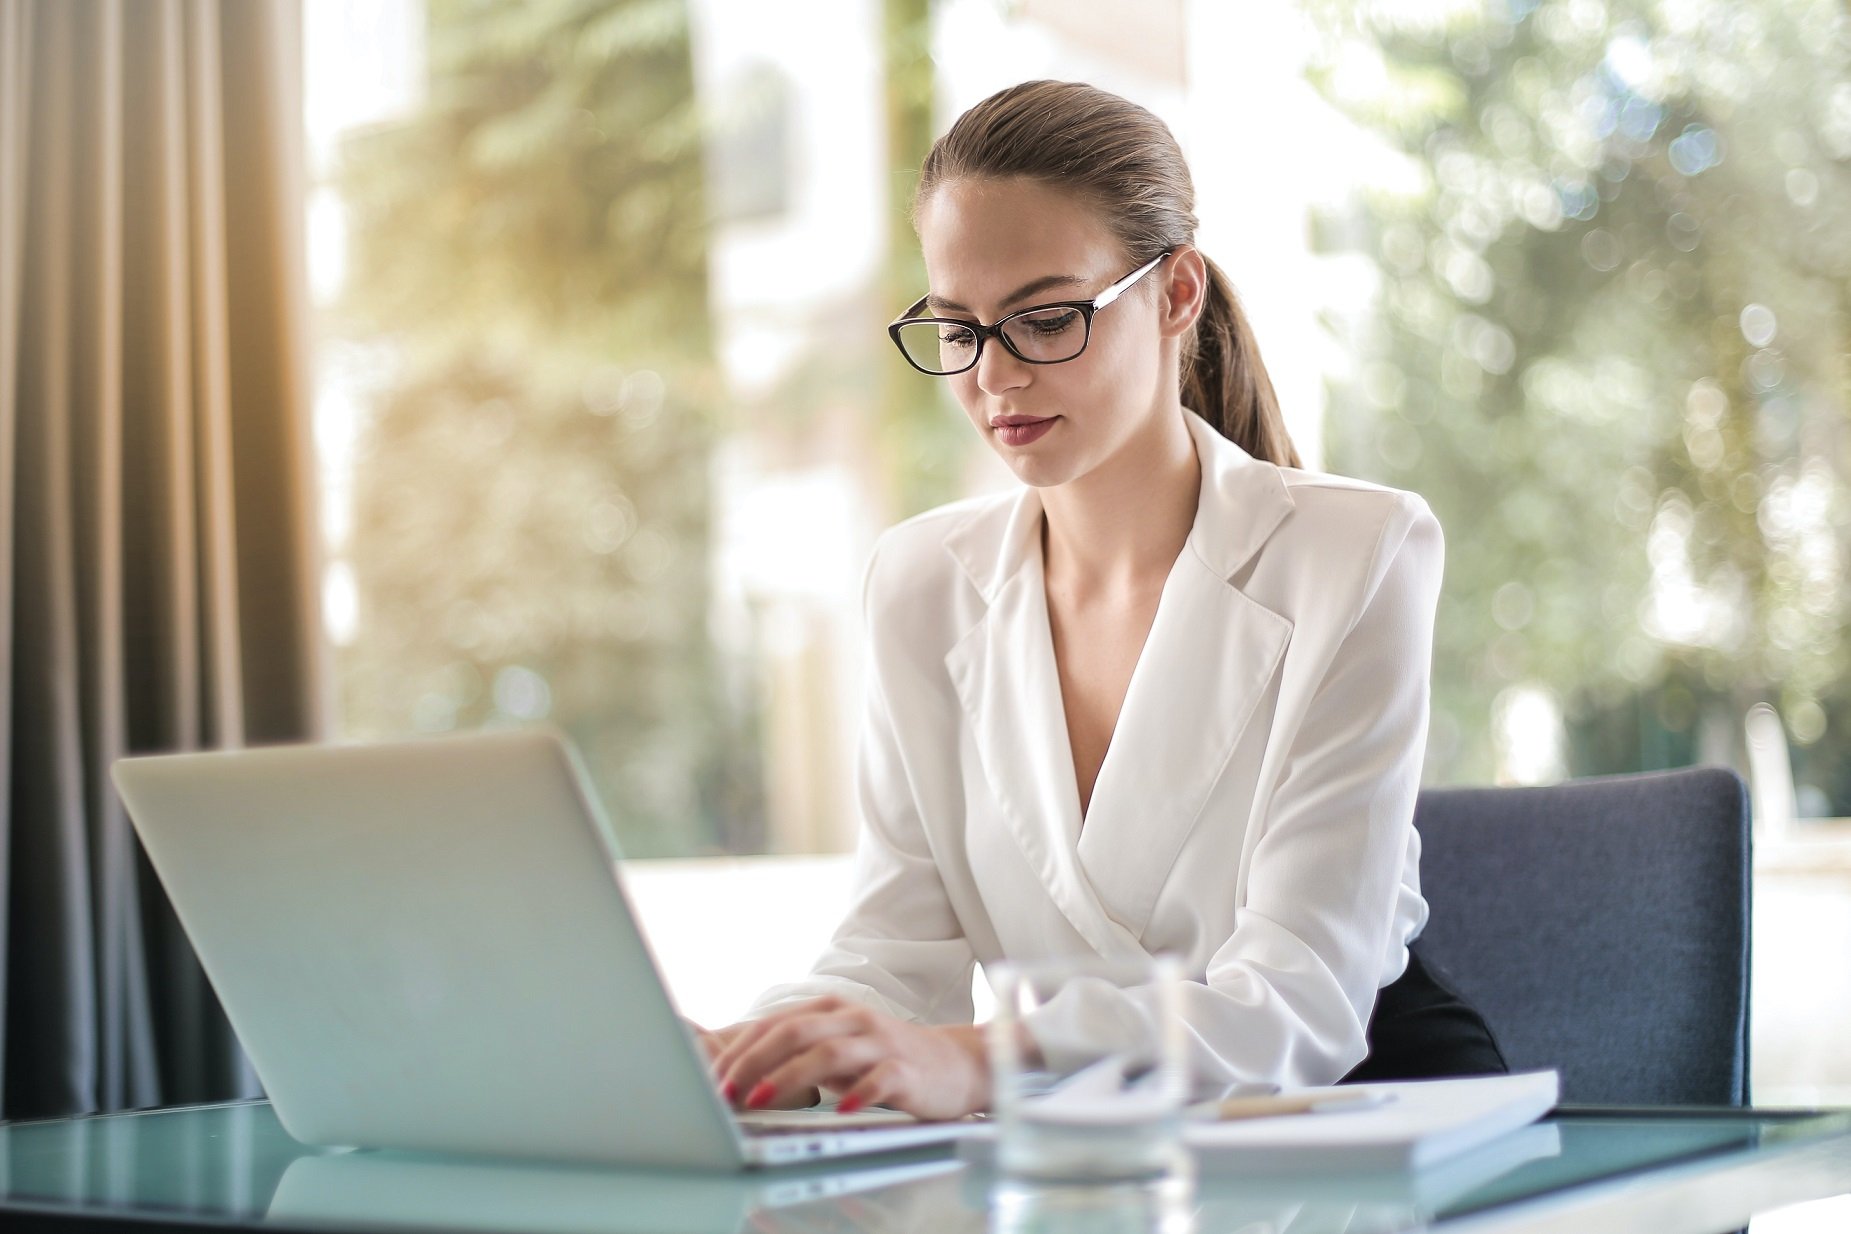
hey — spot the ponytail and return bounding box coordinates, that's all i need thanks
[1185,256,1302,469]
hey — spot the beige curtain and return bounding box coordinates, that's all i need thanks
[0,0,326,1119]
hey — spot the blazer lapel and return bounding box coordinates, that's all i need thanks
[1074,411,1297,936]
[1074,552,1292,936]
[943,490,1145,957]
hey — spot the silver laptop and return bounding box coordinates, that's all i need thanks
[110,727,971,1169]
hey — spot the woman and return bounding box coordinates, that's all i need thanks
[706,80,1505,1120]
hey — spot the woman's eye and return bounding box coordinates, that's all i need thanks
[939,328,976,348]
[1025,311,1078,335]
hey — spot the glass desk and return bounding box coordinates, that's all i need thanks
[2,1100,1848,1234]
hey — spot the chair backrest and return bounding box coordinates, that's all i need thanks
[1412,766,1751,1106]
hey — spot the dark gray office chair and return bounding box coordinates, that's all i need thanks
[1412,766,1751,1106]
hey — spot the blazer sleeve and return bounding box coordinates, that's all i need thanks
[745,540,978,1025]
[1030,494,1443,1088]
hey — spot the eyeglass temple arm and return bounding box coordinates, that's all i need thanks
[890,296,931,327]
[1091,250,1172,311]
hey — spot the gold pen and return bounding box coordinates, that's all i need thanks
[1188,1091,1395,1122]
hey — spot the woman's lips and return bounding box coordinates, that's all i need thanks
[991,416,1057,447]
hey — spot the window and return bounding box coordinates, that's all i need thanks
[306,1,1851,1097]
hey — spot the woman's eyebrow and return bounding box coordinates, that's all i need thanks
[926,272,1089,315]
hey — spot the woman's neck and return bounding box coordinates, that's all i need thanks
[1039,406,1201,600]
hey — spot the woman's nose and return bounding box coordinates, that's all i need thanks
[974,339,1030,396]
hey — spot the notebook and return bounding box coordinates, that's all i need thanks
[1182,1069,1562,1173]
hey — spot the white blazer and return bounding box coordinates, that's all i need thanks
[749,408,1443,1088]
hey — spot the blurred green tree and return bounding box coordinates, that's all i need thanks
[725,0,962,525]
[332,0,763,855]
[881,0,967,517]
[1305,0,1851,806]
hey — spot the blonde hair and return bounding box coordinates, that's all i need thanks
[914,80,1302,469]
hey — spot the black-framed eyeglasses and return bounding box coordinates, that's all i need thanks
[887,250,1173,376]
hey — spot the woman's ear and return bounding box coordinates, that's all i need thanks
[1157,245,1208,340]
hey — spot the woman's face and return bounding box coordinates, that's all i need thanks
[913,177,1186,491]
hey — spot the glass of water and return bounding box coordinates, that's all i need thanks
[986,953,1190,1182]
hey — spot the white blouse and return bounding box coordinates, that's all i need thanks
[749,408,1443,1088]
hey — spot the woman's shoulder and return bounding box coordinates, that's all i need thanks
[1242,466,1443,624]
[1270,466,1441,554]
[1275,464,1434,511]
[860,490,1015,611]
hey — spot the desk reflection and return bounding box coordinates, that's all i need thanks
[963,1122,1561,1234]
[267,1150,971,1234]
[264,1122,1559,1234]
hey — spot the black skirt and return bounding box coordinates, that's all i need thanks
[1338,942,1509,1084]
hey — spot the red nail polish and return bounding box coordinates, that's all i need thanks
[836,1094,864,1114]
[745,1082,776,1110]
[720,1080,737,1102]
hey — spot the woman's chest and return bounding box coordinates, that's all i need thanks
[896,534,1301,954]
[925,656,1282,963]
[1044,586,1165,818]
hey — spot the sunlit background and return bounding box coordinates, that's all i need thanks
[302,0,1851,1121]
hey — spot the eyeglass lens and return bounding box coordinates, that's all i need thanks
[893,306,1088,374]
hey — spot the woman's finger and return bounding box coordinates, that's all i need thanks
[710,997,843,1078]
[832,1024,990,1120]
[832,1058,904,1115]
[721,1008,868,1105]
[746,1032,886,1111]
[711,1004,815,1081]
[723,1008,866,1102]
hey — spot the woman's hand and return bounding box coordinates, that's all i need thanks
[710,996,990,1121]
[687,1020,748,1065]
